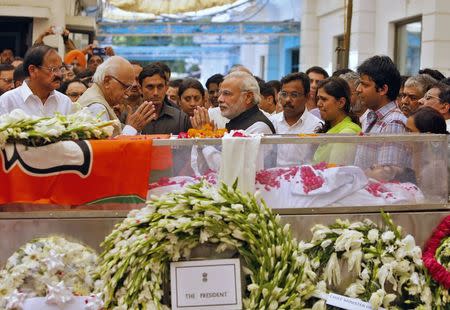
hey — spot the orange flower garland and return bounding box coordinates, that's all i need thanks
[178,124,227,138]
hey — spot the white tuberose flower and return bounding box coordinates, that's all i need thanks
[324,253,340,286]
[367,229,379,243]
[381,231,395,243]
[369,289,385,309]
[334,229,363,252]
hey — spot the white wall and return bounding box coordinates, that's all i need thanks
[300,0,450,76]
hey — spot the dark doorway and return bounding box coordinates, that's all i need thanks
[0,17,33,58]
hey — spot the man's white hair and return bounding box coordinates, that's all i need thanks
[92,56,130,85]
[404,74,437,95]
[224,71,261,105]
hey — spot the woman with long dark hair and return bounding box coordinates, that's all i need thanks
[406,106,448,134]
[178,78,206,117]
[313,77,361,164]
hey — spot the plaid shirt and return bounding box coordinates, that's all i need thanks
[355,101,411,169]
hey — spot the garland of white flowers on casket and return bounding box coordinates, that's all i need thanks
[96,180,316,309]
[0,108,117,149]
[301,211,434,309]
[0,236,101,309]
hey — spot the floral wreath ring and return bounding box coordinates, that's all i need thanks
[423,215,450,289]
[97,181,314,309]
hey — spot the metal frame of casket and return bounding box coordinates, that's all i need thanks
[0,134,449,266]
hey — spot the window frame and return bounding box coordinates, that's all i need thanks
[394,15,422,75]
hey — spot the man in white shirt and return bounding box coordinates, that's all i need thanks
[305,66,329,119]
[270,72,322,166]
[77,56,156,136]
[0,45,72,116]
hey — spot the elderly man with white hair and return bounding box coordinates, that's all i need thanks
[78,56,155,136]
[191,71,275,134]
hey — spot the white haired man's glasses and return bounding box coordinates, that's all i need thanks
[108,75,139,93]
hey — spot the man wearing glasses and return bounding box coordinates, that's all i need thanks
[0,64,14,95]
[0,45,72,116]
[78,56,156,136]
[419,83,450,131]
[270,72,323,166]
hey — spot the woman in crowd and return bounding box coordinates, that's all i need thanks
[178,78,206,117]
[313,77,361,164]
[406,106,448,134]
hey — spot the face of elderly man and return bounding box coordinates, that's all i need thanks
[400,85,423,117]
[218,76,254,119]
[103,60,138,108]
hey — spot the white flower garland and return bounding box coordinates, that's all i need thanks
[0,108,117,149]
[0,236,99,309]
[301,212,433,309]
[96,181,315,309]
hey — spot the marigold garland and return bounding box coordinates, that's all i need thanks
[178,124,227,138]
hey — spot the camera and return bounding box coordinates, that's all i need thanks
[92,47,106,56]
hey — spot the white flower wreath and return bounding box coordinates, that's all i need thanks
[301,212,433,309]
[0,107,117,149]
[97,181,316,309]
[0,236,99,309]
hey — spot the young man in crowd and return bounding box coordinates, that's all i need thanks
[139,64,190,135]
[266,79,282,113]
[270,72,322,166]
[13,64,26,88]
[258,82,277,115]
[0,49,14,64]
[305,66,329,118]
[0,45,72,116]
[77,56,155,136]
[205,74,224,108]
[166,79,183,107]
[0,64,15,95]
[355,55,410,178]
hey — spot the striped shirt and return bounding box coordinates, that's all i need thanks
[354,101,411,169]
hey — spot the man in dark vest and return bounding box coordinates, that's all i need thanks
[191,71,275,134]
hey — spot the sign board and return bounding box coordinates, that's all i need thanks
[326,293,385,310]
[170,259,242,310]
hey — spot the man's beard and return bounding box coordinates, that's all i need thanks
[351,99,366,115]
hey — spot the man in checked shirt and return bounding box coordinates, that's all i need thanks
[354,55,412,182]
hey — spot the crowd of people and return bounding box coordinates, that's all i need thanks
[0,26,449,182]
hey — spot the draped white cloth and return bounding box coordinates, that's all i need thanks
[109,0,238,14]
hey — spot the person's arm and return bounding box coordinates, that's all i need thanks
[245,122,273,135]
[62,28,76,52]
[33,26,54,46]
